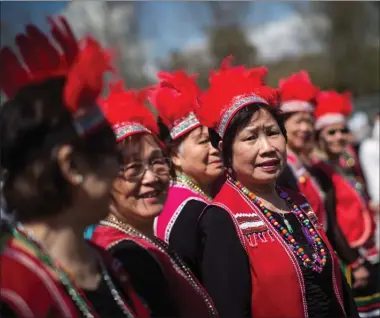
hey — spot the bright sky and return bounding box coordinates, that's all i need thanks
[1,1,295,58]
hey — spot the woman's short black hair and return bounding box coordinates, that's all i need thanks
[222,103,287,168]
[0,77,117,222]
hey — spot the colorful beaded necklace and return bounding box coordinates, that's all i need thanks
[11,223,136,318]
[228,175,327,273]
[175,173,213,201]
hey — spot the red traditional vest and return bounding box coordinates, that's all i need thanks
[314,160,375,248]
[287,150,327,230]
[0,234,149,318]
[210,180,345,318]
[92,224,218,318]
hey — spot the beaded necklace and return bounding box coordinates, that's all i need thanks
[175,173,213,201]
[228,175,327,273]
[12,223,136,318]
[101,215,218,317]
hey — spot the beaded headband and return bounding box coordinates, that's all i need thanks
[280,100,314,114]
[169,112,201,139]
[217,94,269,138]
[113,122,152,142]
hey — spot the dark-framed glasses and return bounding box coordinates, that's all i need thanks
[119,157,171,181]
[327,127,349,136]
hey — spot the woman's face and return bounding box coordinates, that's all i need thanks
[231,108,287,187]
[111,134,170,224]
[284,112,314,153]
[318,122,348,157]
[172,126,224,186]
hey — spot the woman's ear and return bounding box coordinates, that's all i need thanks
[218,140,223,152]
[56,145,84,186]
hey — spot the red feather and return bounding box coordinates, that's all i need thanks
[100,80,158,136]
[0,47,30,98]
[148,71,201,129]
[1,15,113,120]
[279,70,319,103]
[315,90,353,119]
[197,55,277,130]
[64,37,112,112]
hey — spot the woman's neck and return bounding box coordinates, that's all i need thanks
[244,181,287,211]
[176,171,212,197]
[20,213,98,285]
[110,211,155,239]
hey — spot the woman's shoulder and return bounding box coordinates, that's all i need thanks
[199,204,236,231]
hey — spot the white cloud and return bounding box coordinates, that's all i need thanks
[163,13,328,65]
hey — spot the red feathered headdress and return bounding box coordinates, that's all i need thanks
[147,71,202,140]
[99,81,158,142]
[0,16,113,136]
[197,55,278,138]
[314,90,353,130]
[278,70,319,113]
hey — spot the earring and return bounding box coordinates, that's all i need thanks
[74,175,84,184]
[227,167,233,175]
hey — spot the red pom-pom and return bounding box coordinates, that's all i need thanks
[315,90,353,119]
[99,80,158,136]
[197,55,278,131]
[279,70,319,103]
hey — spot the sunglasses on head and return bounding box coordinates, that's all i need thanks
[327,127,349,136]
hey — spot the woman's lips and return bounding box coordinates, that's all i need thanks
[256,159,280,171]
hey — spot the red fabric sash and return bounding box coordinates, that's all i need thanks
[92,224,217,318]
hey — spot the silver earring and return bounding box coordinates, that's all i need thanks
[75,175,84,184]
[227,167,233,175]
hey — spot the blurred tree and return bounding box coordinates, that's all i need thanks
[163,1,256,87]
[290,2,380,95]
[64,1,152,89]
[203,2,256,67]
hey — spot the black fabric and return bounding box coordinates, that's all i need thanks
[277,163,300,191]
[84,273,133,317]
[198,205,353,318]
[310,165,361,265]
[110,240,179,317]
[0,302,17,318]
[168,199,207,276]
[198,207,252,317]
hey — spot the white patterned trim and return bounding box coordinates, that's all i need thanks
[1,289,34,318]
[315,113,345,131]
[170,112,201,140]
[217,94,269,138]
[239,220,266,230]
[3,248,72,317]
[280,100,313,113]
[113,121,151,142]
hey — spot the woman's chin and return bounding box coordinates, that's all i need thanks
[137,201,165,219]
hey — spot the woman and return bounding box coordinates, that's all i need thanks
[148,71,224,271]
[276,72,367,288]
[87,81,218,318]
[276,71,327,228]
[194,57,358,317]
[0,18,149,317]
[313,91,379,317]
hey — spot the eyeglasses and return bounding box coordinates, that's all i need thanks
[326,127,349,136]
[119,157,171,181]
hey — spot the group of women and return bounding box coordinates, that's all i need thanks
[0,17,379,318]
